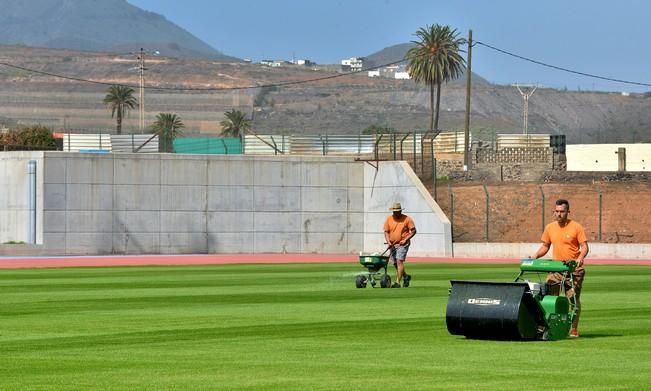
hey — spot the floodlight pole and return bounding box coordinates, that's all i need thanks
[516,84,537,135]
[463,29,472,170]
[138,48,145,133]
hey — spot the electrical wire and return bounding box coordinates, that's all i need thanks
[5,41,651,91]
[0,57,408,92]
[475,40,651,88]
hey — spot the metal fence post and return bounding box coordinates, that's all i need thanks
[539,185,545,232]
[451,184,455,241]
[412,133,417,170]
[483,184,489,242]
[598,189,603,241]
[399,133,409,160]
[432,141,437,200]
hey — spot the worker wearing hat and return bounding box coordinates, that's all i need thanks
[383,202,417,288]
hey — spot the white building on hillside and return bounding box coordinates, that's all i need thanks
[341,57,364,71]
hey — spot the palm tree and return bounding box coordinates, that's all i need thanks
[220,109,251,138]
[406,24,466,133]
[151,113,184,153]
[103,85,138,135]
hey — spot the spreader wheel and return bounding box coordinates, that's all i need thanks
[355,275,368,288]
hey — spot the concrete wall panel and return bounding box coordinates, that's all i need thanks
[160,211,206,233]
[112,211,160,233]
[160,233,207,254]
[208,232,254,253]
[254,232,301,253]
[114,185,161,210]
[301,187,348,212]
[161,157,207,185]
[207,158,254,186]
[44,183,66,210]
[302,162,349,187]
[113,233,160,254]
[67,211,113,233]
[254,160,302,186]
[254,212,302,233]
[66,155,114,184]
[161,185,206,211]
[208,186,254,211]
[207,211,254,233]
[1,152,452,256]
[114,155,160,185]
[66,233,113,253]
[66,184,113,210]
[253,186,301,211]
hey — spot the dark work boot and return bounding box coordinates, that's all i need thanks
[403,274,411,288]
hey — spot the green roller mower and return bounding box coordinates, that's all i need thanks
[356,252,392,288]
[446,259,577,341]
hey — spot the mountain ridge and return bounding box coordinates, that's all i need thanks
[0,0,240,61]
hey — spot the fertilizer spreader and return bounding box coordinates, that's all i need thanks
[446,259,577,341]
[356,252,392,288]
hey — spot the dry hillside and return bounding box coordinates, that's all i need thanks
[1,45,651,143]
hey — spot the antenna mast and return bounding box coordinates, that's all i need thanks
[516,84,537,135]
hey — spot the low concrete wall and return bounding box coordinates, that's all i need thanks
[454,242,651,260]
[0,152,452,256]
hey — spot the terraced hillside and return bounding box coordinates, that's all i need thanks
[1,45,651,143]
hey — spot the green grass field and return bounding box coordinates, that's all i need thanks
[1,263,650,390]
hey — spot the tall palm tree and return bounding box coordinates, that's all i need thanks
[406,24,466,133]
[151,113,184,153]
[220,109,251,138]
[103,85,138,135]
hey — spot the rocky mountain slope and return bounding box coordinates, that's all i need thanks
[0,0,238,61]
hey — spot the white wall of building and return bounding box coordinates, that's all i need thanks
[566,144,650,171]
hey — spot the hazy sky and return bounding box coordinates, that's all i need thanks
[128,0,651,92]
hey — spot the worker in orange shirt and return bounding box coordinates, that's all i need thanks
[384,202,417,288]
[532,199,589,338]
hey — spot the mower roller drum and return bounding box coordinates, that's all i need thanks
[446,259,577,341]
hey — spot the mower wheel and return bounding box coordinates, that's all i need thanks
[355,275,368,288]
[380,274,391,288]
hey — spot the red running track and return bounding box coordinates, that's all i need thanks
[1,254,650,269]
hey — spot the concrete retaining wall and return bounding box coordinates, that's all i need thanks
[454,242,651,260]
[0,152,452,256]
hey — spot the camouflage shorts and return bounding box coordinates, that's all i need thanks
[546,269,585,297]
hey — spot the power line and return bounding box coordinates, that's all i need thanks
[475,40,651,88]
[0,58,408,92]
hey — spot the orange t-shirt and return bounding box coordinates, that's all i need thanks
[541,220,587,261]
[384,215,416,245]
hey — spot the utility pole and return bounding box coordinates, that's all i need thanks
[463,29,472,170]
[138,48,146,133]
[516,84,537,135]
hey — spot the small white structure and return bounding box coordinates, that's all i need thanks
[367,70,380,77]
[341,57,364,71]
[394,71,410,80]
